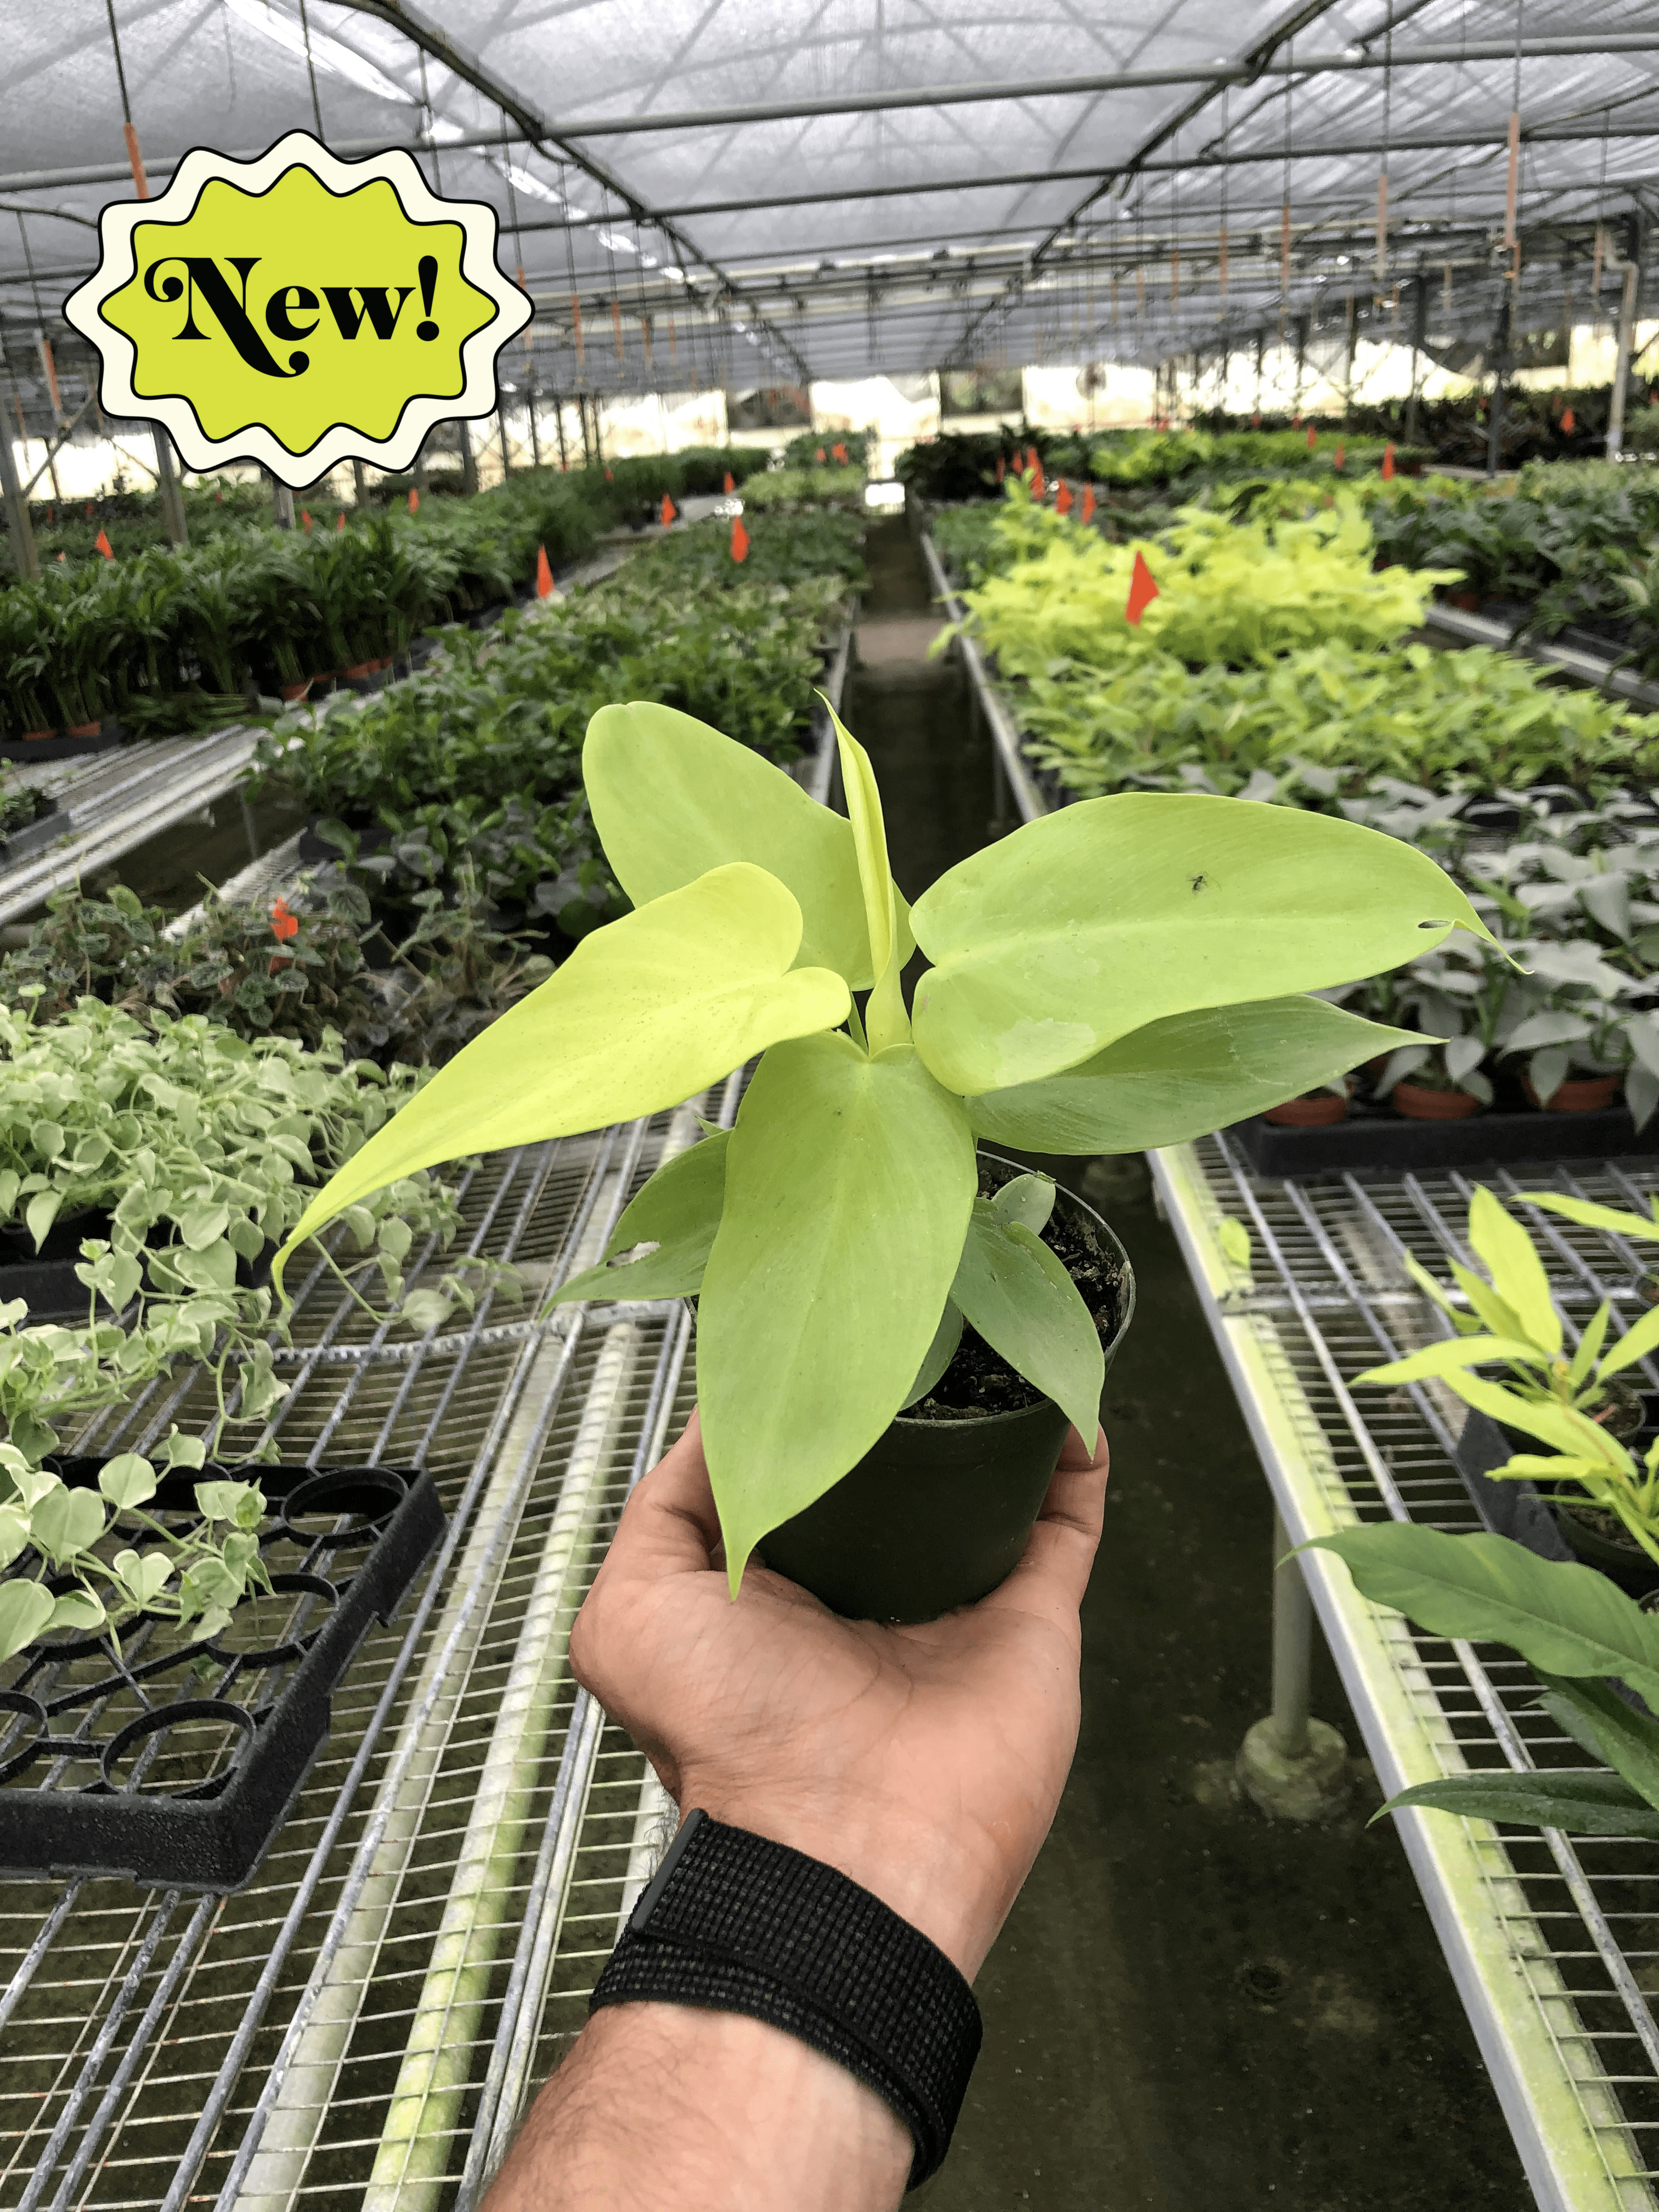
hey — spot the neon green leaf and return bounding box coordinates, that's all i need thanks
[1448,1373,1626,1462]
[549,1132,727,1306]
[967,997,1420,1152]
[1595,1297,1659,1383]
[1519,1192,1659,1246]
[0,1581,53,1663]
[1468,1187,1560,1357]
[951,1200,1104,1440]
[908,791,1494,1093]
[699,1034,975,1590]
[1353,1335,1544,1387]
[583,703,881,987]
[274,866,848,1285]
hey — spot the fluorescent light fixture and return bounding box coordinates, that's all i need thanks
[222,0,414,109]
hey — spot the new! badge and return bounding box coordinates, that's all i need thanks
[65,131,532,487]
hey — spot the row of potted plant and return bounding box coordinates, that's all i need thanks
[252,511,868,933]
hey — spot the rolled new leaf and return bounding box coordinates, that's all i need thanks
[548,1132,727,1306]
[698,1034,975,1591]
[1305,1523,1659,1712]
[1465,1187,1559,1356]
[272,866,849,1291]
[968,997,1423,1153]
[908,792,1497,1094]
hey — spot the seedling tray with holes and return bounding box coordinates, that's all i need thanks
[0,1459,442,1891]
[1228,1103,1659,1182]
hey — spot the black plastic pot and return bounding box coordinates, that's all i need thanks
[757,1157,1135,1623]
[1231,1101,1659,1182]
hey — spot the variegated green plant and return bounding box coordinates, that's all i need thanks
[274,700,1490,1590]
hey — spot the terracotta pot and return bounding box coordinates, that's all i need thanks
[1523,1072,1621,1114]
[19,730,53,743]
[1451,591,1482,612]
[343,659,382,679]
[278,679,313,702]
[1393,1080,1482,1120]
[66,720,100,737]
[1264,1091,1349,1127]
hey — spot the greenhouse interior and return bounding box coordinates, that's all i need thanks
[14,3,1659,2209]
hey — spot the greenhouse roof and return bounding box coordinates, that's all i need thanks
[4,0,1659,424]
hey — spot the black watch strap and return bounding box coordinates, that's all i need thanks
[589,1807,983,2190]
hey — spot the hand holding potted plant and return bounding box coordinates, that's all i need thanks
[274,699,1488,1620]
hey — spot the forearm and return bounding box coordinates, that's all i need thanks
[484,2001,913,2212]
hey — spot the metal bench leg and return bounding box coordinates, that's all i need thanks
[1236,1509,1351,1820]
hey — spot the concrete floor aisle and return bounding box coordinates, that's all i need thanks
[850,517,1528,2211]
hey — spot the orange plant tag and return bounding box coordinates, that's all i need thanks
[535,544,555,599]
[1125,549,1159,626]
[661,493,676,525]
[731,515,750,562]
[1054,480,1074,515]
[94,528,114,558]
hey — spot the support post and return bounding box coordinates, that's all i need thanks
[272,477,295,530]
[1404,269,1427,446]
[352,458,368,508]
[0,422,40,579]
[527,381,542,469]
[1235,1508,1351,1820]
[1486,290,1513,478]
[498,406,512,479]
[1293,312,1309,416]
[1608,253,1641,459]
[458,420,480,496]
[153,427,188,546]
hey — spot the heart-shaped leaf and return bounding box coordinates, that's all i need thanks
[550,1132,727,1307]
[951,1200,1104,1441]
[0,1580,53,1663]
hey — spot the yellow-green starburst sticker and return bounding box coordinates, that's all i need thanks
[64,132,532,487]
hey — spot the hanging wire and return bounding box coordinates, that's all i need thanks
[296,0,325,138]
[560,161,586,388]
[418,53,442,191]
[1375,19,1392,293]
[103,0,149,195]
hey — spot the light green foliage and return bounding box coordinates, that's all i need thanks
[957,488,1449,674]
[1310,1523,1659,1837]
[550,1131,728,1306]
[1217,1217,1254,1278]
[699,1035,975,1590]
[951,1196,1103,1440]
[968,997,1419,1153]
[1355,1186,1659,1560]
[279,712,1465,1582]
[0,1432,270,1661]
[278,865,849,1272]
[740,467,868,514]
[909,793,1491,1094]
[585,703,878,985]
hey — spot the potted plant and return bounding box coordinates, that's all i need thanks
[1308,1522,1659,1839]
[273,700,1486,1621]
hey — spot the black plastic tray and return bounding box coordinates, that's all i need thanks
[0,1459,443,1891]
[0,725,123,764]
[1230,1102,1659,1182]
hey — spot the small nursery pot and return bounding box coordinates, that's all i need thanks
[758,1155,1135,1624]
[1523,1072,1621,1114]
[1547,1496,1659,1598]
[1392,1080,1482,1121]
[1263,1091,1348,1127]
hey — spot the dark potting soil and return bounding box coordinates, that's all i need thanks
[906,1163,1128,1423]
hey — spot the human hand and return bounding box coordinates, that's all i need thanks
[569,1412,1110,1979]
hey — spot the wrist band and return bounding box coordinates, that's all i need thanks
[589,1807,982,2190]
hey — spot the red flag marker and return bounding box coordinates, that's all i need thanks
[815,445,826,462]
[94,528,114,559]
[730,515,750,563]
[832,441,848,464]
[1381,442,1395,480]
[1306,425,1317,449]
[1125,549,1159,627]
[995,454,1006,484]
[1080,483,1096,525]
[1333,442,1345,471]
[1031,458,1047,498]
[408,488,419,512]
[661,492,677,524]
[723,470,736,493]
[1562,407,1576,435]
[1055,479,1074,516]
[535,544,555,599]
[301,508,313,532]
[270,899,299,944]
[336,510,346,532]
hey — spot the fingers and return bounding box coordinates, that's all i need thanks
[600,1410,723,1587]
[982,1425,1110,1628]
